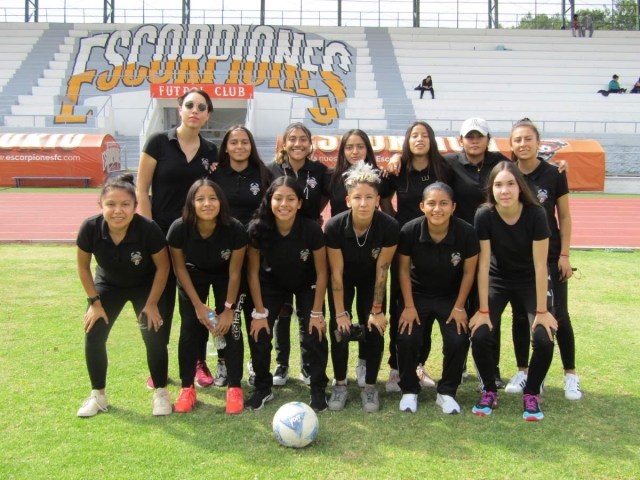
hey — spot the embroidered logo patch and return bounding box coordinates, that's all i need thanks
[451,252,462,267]
[537,189,548,204]
[130,251,143,265]
[371,248,381,259]
[306,177,317,189]
[201,158,211,171]
[249,183,261,196]
[221,249,231,261]
[300,249,311,262]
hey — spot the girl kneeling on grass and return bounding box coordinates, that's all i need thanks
[246,176,329,411]
[168,179,247,414]
[470,161,557,421]
[397,182,479,414]
[76,174,171,417]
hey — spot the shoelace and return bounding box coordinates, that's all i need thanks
[480,392,496,407]
[365,390,377,403]
[566,376,580,391]
[84,396,108,412]
[333,388,347,402]
[523,394,541,411]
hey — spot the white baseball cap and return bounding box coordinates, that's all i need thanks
[460,118,490,137]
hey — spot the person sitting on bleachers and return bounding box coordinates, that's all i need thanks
[419,75,435,100]
[630,78,640,94]
[598,75,627,96]
[581,14,594,38]
[570,15,582,37]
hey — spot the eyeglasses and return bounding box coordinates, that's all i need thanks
[184,101,208,112]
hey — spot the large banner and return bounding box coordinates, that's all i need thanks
[0,134,120,188]
[276,135,606,191]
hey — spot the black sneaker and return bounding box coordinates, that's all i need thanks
[246,389,274,411]
[310,389,328,412]
[272,365,289,386]
[495,368,506,390]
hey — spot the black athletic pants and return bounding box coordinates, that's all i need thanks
[85,283,168,390]
[396,293,469,397]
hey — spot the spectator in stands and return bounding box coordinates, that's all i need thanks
[570,15,582,37]
[419,76,435,100]
[598,75,627,96]
[630,77,640,94]
[581,14,594,38]
[136,88,218,389]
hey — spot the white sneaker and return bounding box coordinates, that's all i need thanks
[436,393,460,414]
[355,360,366,388]
[385,369,401,393]
[77,390,109,417]
[399,393,418,413]
[416,364,436,388]
[331,378,348,386]
[564,373,583,400]
[505,371,528,394]
[152,388,172,416]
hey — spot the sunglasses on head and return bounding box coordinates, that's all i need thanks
[184,101,208,112]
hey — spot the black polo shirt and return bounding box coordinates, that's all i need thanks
[210,163,272,226]
[267,158,329,221]
[325,209,399,283]
[398,216,480,297]
[520,159,569,263]
[474,205,550,281]
[248,215,325,292]
[77,214,166,289]
[444,151,510,225]
[167,217,248,285]
[386,164,442,228]
[325,170,391,218]
[143,128,218,232]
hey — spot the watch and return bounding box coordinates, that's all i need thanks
[224,301,237,310]
[87,294,101,306]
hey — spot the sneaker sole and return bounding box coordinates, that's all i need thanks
[472,409,492,416]
[524,413,544,421]
[401,407,417,413]
[505,386,525,394]
[226,404,244,414]
[299,374,310,385]
[272,376,289,386]
[247,392,274,411]
[363,404,380,413]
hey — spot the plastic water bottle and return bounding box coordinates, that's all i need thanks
[208,312,227,349]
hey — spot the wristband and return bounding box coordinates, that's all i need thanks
[372,303,383,310]
[251,308,269,320]
[560,254,570,258]
[336,311,350,320]
[535,310,548,315]
[453,307,465,312]
[310,313,324,319]
[224,301,237,310]
[370,310,383,316]
[478,309,490,314]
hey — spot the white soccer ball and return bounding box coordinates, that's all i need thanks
[272,402,318,448]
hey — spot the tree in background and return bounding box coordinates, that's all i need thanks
[515,0,638,30]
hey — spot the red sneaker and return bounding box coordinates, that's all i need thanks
[174,386,197,413]
[195,360,214,388]
[226,387,244,414]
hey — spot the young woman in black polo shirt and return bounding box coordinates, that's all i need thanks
[210,126,273,388]
[325,161,399,412]
[505,118,582,401]
[168,179,247,414]
[267,123,330,387]
[397,182,479,414]
[326,129,390,387]
[247,177,329,411]
[381,121,451,393]
[76,175,171,417]
[136,88,218,389]
[470,161,557,421]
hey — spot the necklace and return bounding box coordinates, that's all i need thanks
[476,159,485,172]
[353,222,372,247]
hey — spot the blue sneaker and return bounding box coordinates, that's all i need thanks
[472,391,497,416]
[523,394,544,421]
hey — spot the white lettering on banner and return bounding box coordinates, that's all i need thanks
[58,24,353,126]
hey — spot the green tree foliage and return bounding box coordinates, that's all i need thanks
[516,12,563,29]
[516,0,638,30]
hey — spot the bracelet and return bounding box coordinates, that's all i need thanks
[310,310,323,316]
[372,303,383,310]
[454,307,465,312]
[335,311,350,320]
[310,313,324,319]
[535,310,548,314]
[370,310,383,316]
[251,308,269,320]
[560,253,570,258]
[478,309,490,314]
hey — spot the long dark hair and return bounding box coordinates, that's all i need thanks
[182,179,232,228]
[330,129,378,190]
[483,161,541,209]
[248,176,304,250]
[509,117,541,162]
[401,121,450,187]
[275,122,314,165]
[218,125,272,193]
[101,173,137,205]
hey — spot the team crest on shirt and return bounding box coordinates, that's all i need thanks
[201,158,210,171]
[451,253,462,267]
[250,183,261,196]
[537,189,548,204]
[130,251,143,265]
[300,249,311,262]
[220,249,231,261]
[371,248,381,259]
[306,177,318,189]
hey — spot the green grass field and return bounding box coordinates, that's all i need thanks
[0,246,638,479]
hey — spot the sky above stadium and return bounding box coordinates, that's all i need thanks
[2,0,614,28]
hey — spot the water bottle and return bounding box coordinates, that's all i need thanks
[208,311,227,349]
